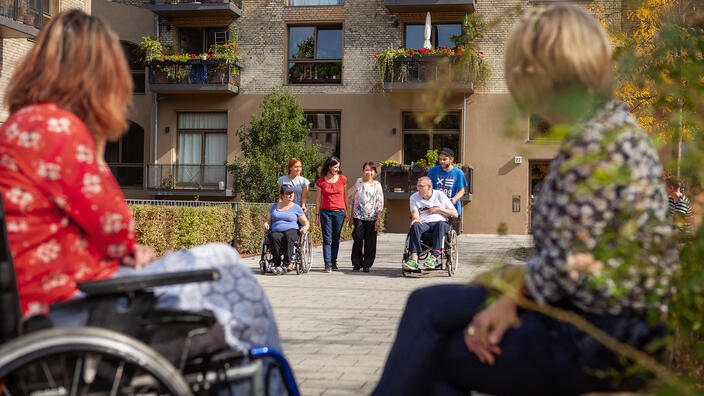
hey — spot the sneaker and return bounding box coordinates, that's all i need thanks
[424,256,437,269]
[324,265,332,273]
[403,259,419,270]
[287,264,293,272]
[363,267,370,273]
[353,266,360,271]
[331,264,339,271]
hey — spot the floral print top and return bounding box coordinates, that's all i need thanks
[524,101,679,315]
[352,178,384,221]
[0,103,136,316]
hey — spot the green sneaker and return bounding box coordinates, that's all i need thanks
[403,259,420,270]
[424,255,437,269]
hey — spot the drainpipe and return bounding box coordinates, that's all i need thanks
[153,14,159,167]
[461,93,467,234]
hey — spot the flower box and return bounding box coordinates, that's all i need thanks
[380,166,409,193]
[409,166,428,192]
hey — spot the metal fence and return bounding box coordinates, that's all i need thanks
[0,0,46,30]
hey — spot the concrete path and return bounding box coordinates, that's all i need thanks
[240,233,533,396]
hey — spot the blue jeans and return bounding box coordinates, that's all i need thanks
[408,221,448,256]
[372,285,662,396]
[320,209,346,267]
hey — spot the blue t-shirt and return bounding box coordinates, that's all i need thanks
[269,203,304,232]
[427,165,468,214]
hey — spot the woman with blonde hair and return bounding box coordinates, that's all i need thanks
[373,5,677,395]
[0,9,282,365]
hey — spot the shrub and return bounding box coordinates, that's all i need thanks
[131,204,236,257]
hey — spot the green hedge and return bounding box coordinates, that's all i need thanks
[130,204,236,257]
[131,203,386,256]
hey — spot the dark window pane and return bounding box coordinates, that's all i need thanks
[405,25,425,49]
[306,113,341,129]
[435,114,460,129]
[530,114,551,139]
[122,123,145,163]
[306,132,340,158]
[180,28,203,54]
[403,113,419,130]
[317,28,342,59]
[288,62,341,84]
[132,71,145,94]
[432,134,460,162]
[289,27,315,59]
[403,134,430,165]
[436,24,461,48]
[105,141,119,163]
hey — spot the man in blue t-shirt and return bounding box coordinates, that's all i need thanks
[426,147,467,233]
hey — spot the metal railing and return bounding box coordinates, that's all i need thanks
[0,0,46,30]
[147,164,228,191]
[108,164,144,189]
[383,56,474,84]
[147,59,241,88]
[150,0,242,9]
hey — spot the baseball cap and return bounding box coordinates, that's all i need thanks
[438,147,454,157]
[281,183,295,193]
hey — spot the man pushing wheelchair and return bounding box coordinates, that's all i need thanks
[402,176,458,271]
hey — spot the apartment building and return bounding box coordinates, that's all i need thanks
[89,0,622,234]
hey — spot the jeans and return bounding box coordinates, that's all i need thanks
[408,221,448,256]
[372,285,662,396]
[320,209,346,267]
[351,219,377,269]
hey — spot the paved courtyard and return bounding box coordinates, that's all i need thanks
[240,233,533,396]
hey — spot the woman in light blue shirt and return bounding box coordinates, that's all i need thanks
[277,157,310,212]
[263,183,310,274]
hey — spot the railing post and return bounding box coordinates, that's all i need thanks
[231,202,239,249]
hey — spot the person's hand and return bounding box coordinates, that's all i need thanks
[464,296,520,365]
[302,206,308,213]
[122,243,156,270]
[411,218,422,226]
[263,222,270,230]
[348,215,355,227]
[451,197,458,205]
[428,206,443,214]
[374,218,380,232]
[300,225,309,235]
[315,215,320,227]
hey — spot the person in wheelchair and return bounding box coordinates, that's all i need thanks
[262,183,310,274]
[0,11,288,393]
[403,176,458,271]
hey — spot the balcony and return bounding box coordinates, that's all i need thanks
[382,56,474,93]
[150,0,241,19]
[147,164,230,196]
[108,164,144,189]
[380,165,473,201]
[147,59,243,94]
[0,0,46,38]
[385,0,475,13]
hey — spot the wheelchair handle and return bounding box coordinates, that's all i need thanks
[250,346,301,396]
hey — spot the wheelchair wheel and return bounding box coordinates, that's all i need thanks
[295,239,303,275]
[302,232,313,273]
[446,229,458,277]
[259,234,272,275]
[0,327,192,396]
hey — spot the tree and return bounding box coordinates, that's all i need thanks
[228,87,324,202]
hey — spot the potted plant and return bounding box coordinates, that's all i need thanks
[379,160,409,193]
[409,158,429,191]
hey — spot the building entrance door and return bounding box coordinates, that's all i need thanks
[529,160,552,232]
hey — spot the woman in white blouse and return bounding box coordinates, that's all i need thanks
[349,161,384,272]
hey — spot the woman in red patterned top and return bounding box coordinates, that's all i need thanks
[0,10,283,357]
[315,156,349,273]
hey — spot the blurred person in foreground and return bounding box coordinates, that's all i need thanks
[372,5,678,396]
[0,10,283,365]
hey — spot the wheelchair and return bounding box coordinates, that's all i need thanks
[258,230,312,275]
[402,218,459,277]
[0,195,300,396]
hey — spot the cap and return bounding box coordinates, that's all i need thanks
[438,147,454,157]
[281,183,295,193]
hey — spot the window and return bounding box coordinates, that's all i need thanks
[177,113,228,186]
[121,42,145,94]
[405,23,462,49]
[402,113,461,165]
[288,26,342,84]
[290,0,342,5]
[529,115,551,140]
[105,122,144,188]
[305,112,340,158]
[179,27,228,54]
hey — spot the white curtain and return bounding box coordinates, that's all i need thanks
[178,133,201,183]
[178,113,227,130]
[204,133,227,183]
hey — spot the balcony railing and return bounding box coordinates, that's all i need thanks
[0,0,46,38]
[108,164,144,189]
[147,164,228,194]
[385,0,475,13]
[382,56,474,93]
[147,59,243,94]
[379,166,473,201]
[150,0,242,18]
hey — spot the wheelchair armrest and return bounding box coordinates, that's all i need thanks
[141,308,216,327]
[77,269,221,296]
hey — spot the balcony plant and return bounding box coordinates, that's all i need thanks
[379,160,410,192]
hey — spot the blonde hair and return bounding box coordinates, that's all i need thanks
[417,176,432,187]
[505,5,613,112]
[6,10,132,141]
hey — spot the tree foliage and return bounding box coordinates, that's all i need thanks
[227,86,324,202]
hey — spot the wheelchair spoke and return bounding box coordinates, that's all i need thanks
[108,361,125,396]
[41,360,57,389]
[1,381,12,396]
[69,357,83,396]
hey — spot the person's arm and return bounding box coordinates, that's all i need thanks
[263,211,272,230]
[298,213,310,234]
[428,194,458,218]
[301,184,309,213]
[343,178,350,220]
[451,187,466,205]
[315,181,322,227]
[410,210,421,225]
[374,181,384,231]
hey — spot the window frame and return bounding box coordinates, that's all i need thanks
[402,112,461,164]
[176,113,228,187]
[286,25,343,85]
[288,0,343,6]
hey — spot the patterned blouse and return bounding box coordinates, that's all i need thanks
[524,101,679,316]
[0,103,135,316]
[352,178,384,221]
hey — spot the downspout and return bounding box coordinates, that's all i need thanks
[461,93,467,234]
[153,14,159,167]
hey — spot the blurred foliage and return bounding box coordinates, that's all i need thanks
[228,86,324,202]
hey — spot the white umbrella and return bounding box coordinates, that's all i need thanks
[423,12,432,49]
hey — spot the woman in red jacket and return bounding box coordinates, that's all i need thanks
[0,10,281,356]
